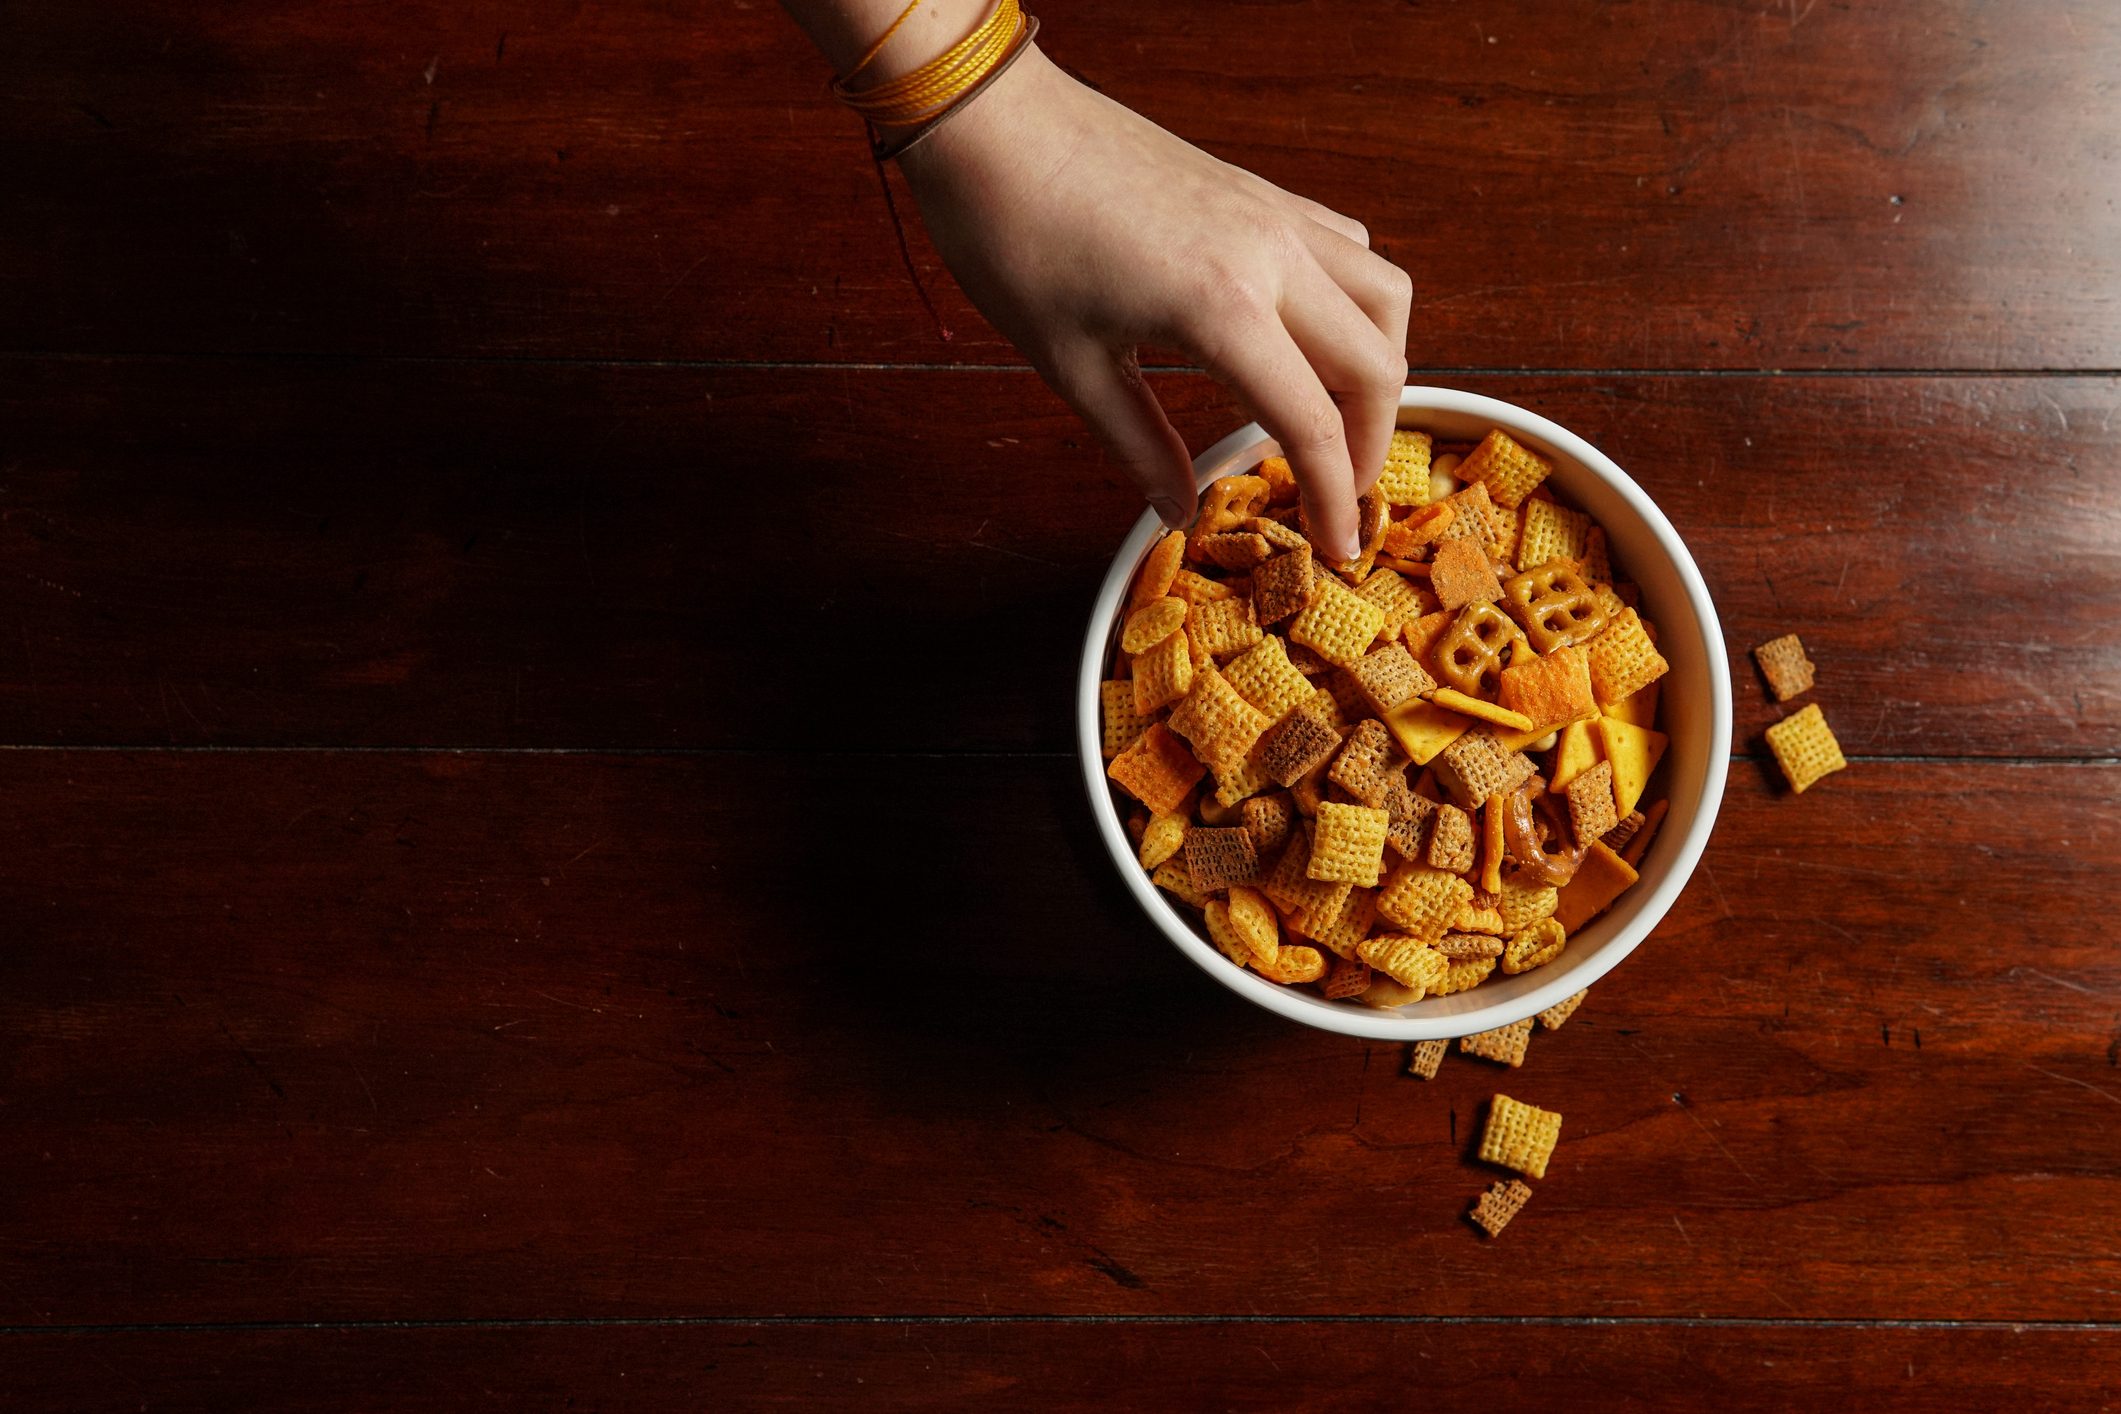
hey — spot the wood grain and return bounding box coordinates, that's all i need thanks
[4,1,2117,368]
[9,1320,2120,1412]
[3,361,2115,755]
[1,749,2113,1326]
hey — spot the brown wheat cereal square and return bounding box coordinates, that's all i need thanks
[1407,1038,1449,1079]
[1285,640,1332,676]
[1328,718,1398,805]
[1427,803,1476,872]
[1602,810,1646,853]
[1107,722,1205,814]
[1536,989,1588,1030]
[1185,826,1259,891]
[1347,642,1436,716]
[1242,792,1297,858]
[1437,931,1506,960]
[1197,531,1273,570]
[1469,1178,1534,1238]
[1753,632,1817,701]
[1259,702,1343,787]
[1429,536,1504,611]
[1436,481,1502,557]
[1565,760,1619,845]
[1385,789,1438,860]
[1461,1018,1534,1068]
[1244,515,1309,552]
[1435,727,1536,808]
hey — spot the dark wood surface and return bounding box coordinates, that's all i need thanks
[5,0,2120,1408]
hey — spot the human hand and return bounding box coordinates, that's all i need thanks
[897,47,1412,561]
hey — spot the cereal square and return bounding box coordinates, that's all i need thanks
[1121,596,1188,655]
[1302,886,1378,960]
[1189,596,1265,660]
[1223,634,1315,724]
[1258,701,1343,787]
[1433,955,1497,995]
[1435,727,1536,808]
[1536,989,1589,1030]
[1458,428,1553,509]
[1327,718,1399,807]
[1185,826,1259,891]
[1585,607,1669,707]
[1377,427,1435,505]
[1754,632,1817,702]
[1308,801,1391,887]
[1437,931,1506,960]
[1290,571,1389,666]
[1501,917,1567,974]
[1516,498,1592,570]
[1251,545,1316,625]
[1099,680,1152,761]
[1241,792,1297,858]
[1407,1038,1449,1079]
[1469,1179,1533,1239]
[1354,568,1432,640]
[1386,789,1439,860]
[1496,877,1560,933]
[1343,644,1432,719]
[1196,531,1273,570]
[1479,1094,1561,1178]
[1427,803,1476,873]
[1168,665,1272,767]
[1321,955,1375,999]
[1461,1019,1535,1068]
[1765,702,1847,794]
[1130,627,1195,715]
[1565,760,1620,845]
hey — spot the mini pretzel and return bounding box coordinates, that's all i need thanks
[1502,561,1610,654]
[1432,602,1529,698]
[1196,474,1271,536]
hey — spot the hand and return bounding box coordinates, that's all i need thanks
[898,47,1412,561]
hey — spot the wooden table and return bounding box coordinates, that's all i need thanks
[5,2,2118,1407]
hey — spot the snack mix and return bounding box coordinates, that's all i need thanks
[1105,427,1673,1007]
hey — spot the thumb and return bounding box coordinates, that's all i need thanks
[1048,346,1196,529]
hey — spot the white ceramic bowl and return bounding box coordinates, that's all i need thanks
[1078,387,1731,1040]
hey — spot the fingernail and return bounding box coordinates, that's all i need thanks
[1152,496,1188,530]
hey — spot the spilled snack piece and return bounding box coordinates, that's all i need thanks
[1765,702,1847,794]
[1753,632,1817,702]
[1469,1178,1534,1238]
[1480,1094,1562,1179]
[1460,1018,1535,1068]
[1110,429,1671,1006]
[1406,1038,1449,1080]
[1536,989,1588,1031]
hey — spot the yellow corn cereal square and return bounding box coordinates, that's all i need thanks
[1479,1093,1561,1178]
[1765,701,1847,794]
[1308,801,1391,886]
[1289,571,1388,667]
[1458,428,1553,509]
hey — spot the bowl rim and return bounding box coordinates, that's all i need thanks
[1077,386,1731,1040]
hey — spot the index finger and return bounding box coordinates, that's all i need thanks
[1194,318,1363,562]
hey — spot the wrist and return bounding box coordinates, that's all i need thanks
[894,41,1057,181]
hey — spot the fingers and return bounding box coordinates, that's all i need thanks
[1191,309,1363,562]
[1048,345,1197,529]
[1294,221,1414,366]
[1280,253,1410,499]
[1225,161,1372,248]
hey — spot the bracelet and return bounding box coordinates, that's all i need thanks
[869,15,1037,162]
[832,0,1029,129]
